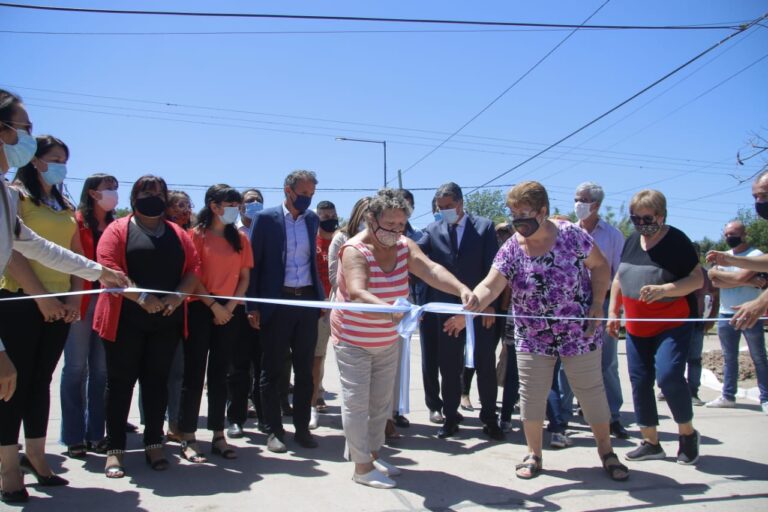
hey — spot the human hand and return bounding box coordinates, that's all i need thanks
[247,310,261,330]
[460,288,480,312]
[161,294,184,317]
[0,351,17,402]
[730,298,768,330]
[639,284,669,304]
[35,296,67,322]
[140,294,165,314]
[584,302,603,337]
[211,302,234,325]
[62,300,81,324]
[606,314,621,338]
[443,315,466,338]
[706,250,732,267]
[481,307,495,329]
[99,267,132,289]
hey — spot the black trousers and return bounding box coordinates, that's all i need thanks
[419,313,442,413]
[178,301,239,433]
[227,307,263,426]
[0,290,70,445]
[259,300,318,436]
[436,314,499,425]
[103,303,181,450]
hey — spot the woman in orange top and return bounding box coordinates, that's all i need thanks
[178,184,253,463]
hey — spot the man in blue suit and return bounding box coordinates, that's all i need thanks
[246,170,325,453]
[418,182,503,440]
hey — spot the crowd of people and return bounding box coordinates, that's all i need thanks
[1,87,768,501]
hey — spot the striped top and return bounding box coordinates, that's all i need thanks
[330,238,410,348]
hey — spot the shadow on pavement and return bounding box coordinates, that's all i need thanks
[21,488,146,512]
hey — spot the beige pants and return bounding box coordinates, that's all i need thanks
[517,349,610,425]
[335,341,399,463]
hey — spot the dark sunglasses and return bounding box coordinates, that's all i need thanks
[629,214,656,225]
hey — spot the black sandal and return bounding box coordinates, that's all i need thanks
[105,450,125,479]
[601,451,629,481]
[66,443,87,459]
[145,444,169,471]
[211,436,237,459]
[515,454,542,479]
[180,440,208,463]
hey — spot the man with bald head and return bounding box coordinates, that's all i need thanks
[707,219,768,412]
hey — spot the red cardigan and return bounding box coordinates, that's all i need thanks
[76,211,97,318]
[93,215,200,342]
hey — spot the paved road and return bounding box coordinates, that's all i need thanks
[13,333,768,511]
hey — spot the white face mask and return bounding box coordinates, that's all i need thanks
[574,201,594,221]
[440,207,459,225]
[97,189,119,211]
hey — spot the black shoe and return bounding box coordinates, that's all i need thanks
[87,438,109,454]
[456,412,464,424]
[429,410,445,424]
[125,422,138,433]
[393,414,410,428]
[227,423,244,439]
[19,455,69,486]
[281,402,294,417]
[677,430,700,465]
[437,421,459,439]
[0,488,29,504]
[625,441,666,461]
[294,430,318,449]
[610,421,630,440]
[483,423,505,441]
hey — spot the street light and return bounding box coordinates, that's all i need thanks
[335,137,387,188]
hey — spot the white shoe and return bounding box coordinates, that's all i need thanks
[309,407,319,430]
[705,396,736,408]
[373,458,401,476]
[761,402,768,415]
[352,468,396,489]
[691,396,705,407]
[550,432,573,449]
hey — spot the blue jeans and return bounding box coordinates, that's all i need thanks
[687,324,705,397]
[60,300,107,445]
[718,315,768,402]
[500,343,519,422]
[546,358,569,433]
[626,323,693,427]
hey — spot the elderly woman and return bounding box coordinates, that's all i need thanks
[607,189,703,465]
[464,181,627,481]
[331,189,479,489]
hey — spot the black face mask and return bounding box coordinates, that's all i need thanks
[319,219,339,233]
[725,236,743,249]
[511,217,540,238]
[756,201,768,220]
[134,195,166,217]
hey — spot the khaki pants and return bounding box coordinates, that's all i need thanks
[517,349,610,426]
[334,341,399,463]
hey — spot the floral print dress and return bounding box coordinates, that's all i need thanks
[492,220,602,357]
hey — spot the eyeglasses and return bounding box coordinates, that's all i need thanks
[629,214,656,225]
[170,201,193,210]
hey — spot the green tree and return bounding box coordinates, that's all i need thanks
[603,203,633,238]
[464,189,507,223]
[736,207,768,253]
[115,207,131,219]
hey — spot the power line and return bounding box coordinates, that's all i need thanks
[465,12,768,196]
[0,28,641,36]
[395,0,611,183]
[0,2,745,30]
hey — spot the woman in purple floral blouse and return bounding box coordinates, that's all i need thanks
[457,181,627,481]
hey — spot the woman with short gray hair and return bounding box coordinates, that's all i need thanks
[331,188,480,489]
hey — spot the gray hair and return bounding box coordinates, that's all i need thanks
[575,182,605,204]
[368,188,413,219]
[284,169,318,189]
[434,182,463,202]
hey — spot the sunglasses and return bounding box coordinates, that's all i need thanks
[629,214,656,225]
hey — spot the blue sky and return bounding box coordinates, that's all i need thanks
[2,0,767,241]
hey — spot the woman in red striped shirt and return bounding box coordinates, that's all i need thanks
[331,189,479,489]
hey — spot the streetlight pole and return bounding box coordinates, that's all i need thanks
[335,137,388,188]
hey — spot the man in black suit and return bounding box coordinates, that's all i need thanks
[418,182,503,440]
[246,170,325,452]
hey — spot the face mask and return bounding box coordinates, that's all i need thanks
[41,162,67,186]
[373,220,400,247]
[725,236,743,249]
[219,206,240,225]
[511,217,540,238]
[135,195,166,217]
[97,189,118,210]
[574,201,594,221]
[635,223,661,237]
[244,201,263,219]
[291,192,312,213]
[433,212,443,222]
[1,127,37,169]
[756,201,768,220]
[440,208,459,225]
[320,218,339,233]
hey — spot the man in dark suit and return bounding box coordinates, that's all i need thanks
[246,170,325,453]
[418,182,503,440]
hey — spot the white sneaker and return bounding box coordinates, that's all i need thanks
[761,402,768,415]
[309,407,319,430]
[373,458,401,476]
[550,432,573,449]
[705,396,736,408]
[352,468,396,489]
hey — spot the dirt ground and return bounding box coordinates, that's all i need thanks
[702,349,757,381]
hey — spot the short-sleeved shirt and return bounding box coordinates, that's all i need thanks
[492,220,602,357]
[190,228,254,298]
[316,235,332,297]
[719,246,763,314]
[617,226,698,337]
